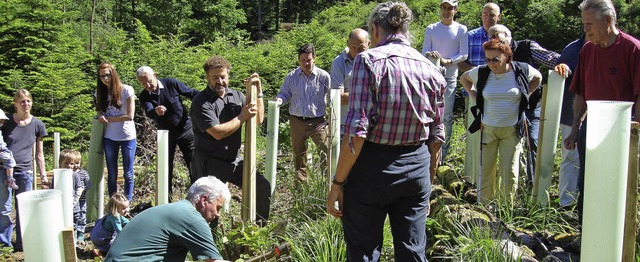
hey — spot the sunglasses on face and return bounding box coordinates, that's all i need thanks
[485,56,503,63]
[100,74,112,79]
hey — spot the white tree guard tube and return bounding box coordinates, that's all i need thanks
[156,130,169,205]
[581,100,633,262]
[329,89,341,176]
[265,101,280,195]
[53,168,74,228]
[17,190,65,262]
[533,72,565,205]
[53,132,60,169]
[464,97,480,185]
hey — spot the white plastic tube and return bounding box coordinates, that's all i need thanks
[53,132,60,169]
[157,130,169,205]
[581,100,633,262]
[265,101,280,194]
[53,168,74,228]
[533,73,565,204]
[17,189,65,262]
[329,89,341,176]
[464,97,480,185]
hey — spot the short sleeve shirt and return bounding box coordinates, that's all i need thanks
[103,84,137,141]
[104,200,223,261]
[2,116,47,172]
[191,87,245,161]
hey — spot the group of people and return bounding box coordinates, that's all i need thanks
[323,0,637,261]
[0,0,636,261]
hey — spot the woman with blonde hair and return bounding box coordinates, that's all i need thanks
[96,62,136,201]
[0,88,48,251]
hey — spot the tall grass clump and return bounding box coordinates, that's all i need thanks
[286,217,347,261]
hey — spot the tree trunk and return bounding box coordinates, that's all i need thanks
[274,0,279,31]
[257,0,263,40]
[90,0,96,54]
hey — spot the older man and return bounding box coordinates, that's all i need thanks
[422,0,468,167]
[330,28,369,133]
[137,66,199,199]
[105,176,231,262]
[564,0,640,220]
[276,43,331,182]
[458,2,501,72]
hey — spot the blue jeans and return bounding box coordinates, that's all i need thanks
[442,76,457,159]
[104,138,136,201]
[343,141,430,261]
[0,170,33,248]
[524,106,540,185]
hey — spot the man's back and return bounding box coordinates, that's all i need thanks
[105,200,222,261]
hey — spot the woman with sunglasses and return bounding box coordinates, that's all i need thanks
[96,63,136,201]
[460,39,541,205]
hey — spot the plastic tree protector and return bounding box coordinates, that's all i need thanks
[581,100,633,262]
[17,190,65,261]
[464,97,480,185]
[53,132,60,169]
[87,118,105,221]
[53,168,74,228]
[156,130,169,205]
[329,89,341,177]
[533,71,564,204]
[265,101,280,195]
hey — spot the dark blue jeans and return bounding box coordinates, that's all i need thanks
[525,107,541,185]
[0,170,33,248]
[577,120,587,223]
[104,138,136,201]
[342,141,430,262]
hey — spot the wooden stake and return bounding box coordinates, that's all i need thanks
[242,82,257,222]
[622,122,639,262]
[62,227,77,262]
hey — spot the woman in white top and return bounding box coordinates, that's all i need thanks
[460,39,541,205]
[96,63,136,201]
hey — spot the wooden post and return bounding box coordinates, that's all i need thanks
[242,82,257,222]
[623,122,639,262]
[62,227,77,262]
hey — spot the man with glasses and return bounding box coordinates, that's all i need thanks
[422,0,468,172]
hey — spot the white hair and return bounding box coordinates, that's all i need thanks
[136,66,155,78]
[488,24,512,43]
[580,0,617,25]
[187,176,231,211]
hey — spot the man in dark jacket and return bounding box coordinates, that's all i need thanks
[137,66,199,200]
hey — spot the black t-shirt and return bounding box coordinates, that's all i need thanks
[190,86,245,161]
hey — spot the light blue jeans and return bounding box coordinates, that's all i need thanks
[0,169,33,248]
[442,76,457,160]
[104,138,136,201]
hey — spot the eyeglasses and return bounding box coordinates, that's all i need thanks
[100,74,112,79]
[485,56,503,63]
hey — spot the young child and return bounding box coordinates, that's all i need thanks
[0,109,18,190]
[59,149,92,246]
[90,192,130,258]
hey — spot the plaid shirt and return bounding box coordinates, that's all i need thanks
[344,35,446,146]
[467,27,490,66]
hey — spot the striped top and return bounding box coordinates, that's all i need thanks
[277,66,330,118]
[468,64,538,127]
[344,35,446,146]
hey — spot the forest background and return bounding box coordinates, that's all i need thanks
[0,0,639,165]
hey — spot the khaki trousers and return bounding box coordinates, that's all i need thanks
[289,115,329,181]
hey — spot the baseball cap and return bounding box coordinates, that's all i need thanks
[441,0,458,6]
[0,109,8,120]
